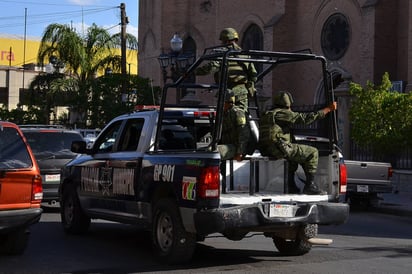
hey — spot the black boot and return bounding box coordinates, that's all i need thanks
[303,173,326,195]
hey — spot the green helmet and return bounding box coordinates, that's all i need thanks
[219,28,239,42]
[273,91,294,107]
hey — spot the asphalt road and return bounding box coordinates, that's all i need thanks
[0,207,411,274]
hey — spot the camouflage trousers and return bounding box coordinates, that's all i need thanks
[261,142,319,175]
[231,84,249,112]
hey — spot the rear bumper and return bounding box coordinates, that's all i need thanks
[194,202,349,235]
[42,186,60,202]
[0,208,43,233]
[347,184,393,194]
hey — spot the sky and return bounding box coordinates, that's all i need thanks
[0,0,138,40]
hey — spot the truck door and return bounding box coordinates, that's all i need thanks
[78,118,145,219]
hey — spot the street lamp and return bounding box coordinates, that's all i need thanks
[158,33,195,103]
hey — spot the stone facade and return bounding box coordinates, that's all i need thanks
[138,0,412,157]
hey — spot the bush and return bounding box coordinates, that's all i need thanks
[349,72,412,157]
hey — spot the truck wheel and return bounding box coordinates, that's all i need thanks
[273,224,317,256]
[0,228,29,255]
[152,198,196,264]
[60,184,91,234]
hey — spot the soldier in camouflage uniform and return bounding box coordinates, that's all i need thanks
[218,91,251,161]
[196,28,257,112]
[259,91,337,195]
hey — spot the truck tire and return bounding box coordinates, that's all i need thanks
[273,224,317,256]
[0,228,29,255]
[152,198,196,264]
[60,184,91,234]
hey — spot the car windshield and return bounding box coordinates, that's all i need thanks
[23,131,83,158]
[0,126,32,169]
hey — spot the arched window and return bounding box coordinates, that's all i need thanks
[241,24,263,74]
[183,36,196,58]
[321,13,351,60]
[241,24,263,51]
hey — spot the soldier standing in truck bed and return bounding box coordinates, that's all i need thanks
[196,28,257,112]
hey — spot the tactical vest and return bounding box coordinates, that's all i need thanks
[258,109,292,157]
[259,109,283,144]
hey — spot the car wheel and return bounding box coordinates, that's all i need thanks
[0,228,29,255]
[152,198,196,264]
[60,184,91,234]
[273,224,317,256]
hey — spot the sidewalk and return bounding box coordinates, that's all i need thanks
[374,192,412,217]
[376,170,412,216]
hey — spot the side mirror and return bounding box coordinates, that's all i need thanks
[71,140,87,154]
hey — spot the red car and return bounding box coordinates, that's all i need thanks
[0,121,43,255]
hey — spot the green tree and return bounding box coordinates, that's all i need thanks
[36,23,138,127]
[26,72,66,124]
[349,72,412,158]
[88,74,161,128]
[0,105,45,125]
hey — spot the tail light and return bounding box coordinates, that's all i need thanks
[339,163,347,194]
[197,166,220,198]
[32,174,43,203]
[388,167,393,178]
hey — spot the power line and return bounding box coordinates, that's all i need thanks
[0,5,118,31]
[0,0,112,8]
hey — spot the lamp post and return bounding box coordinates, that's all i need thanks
[158,33,195,103]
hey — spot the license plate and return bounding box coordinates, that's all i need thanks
[45,174,60,182]
[269,204,294,217]
[357,185,369,193]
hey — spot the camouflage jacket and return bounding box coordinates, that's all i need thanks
[259,108,326,145]
[196,43,257,92]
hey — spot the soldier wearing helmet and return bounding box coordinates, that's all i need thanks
[258,91,337,195]
[219,27,239,44]
[218,90,253,162]
[196,27,257,112]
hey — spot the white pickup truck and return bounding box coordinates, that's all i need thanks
[345,160,393,207]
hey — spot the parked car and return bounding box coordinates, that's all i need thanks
[345,159,393,208]
[0,121,43,255]
[20,126,83,205]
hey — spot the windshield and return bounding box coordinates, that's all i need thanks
[24,131,83,158]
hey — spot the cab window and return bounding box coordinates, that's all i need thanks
[0,127,32,168]
[118,119,144,151]
[94,121,123,153]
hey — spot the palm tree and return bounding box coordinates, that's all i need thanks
[36,23,138,127]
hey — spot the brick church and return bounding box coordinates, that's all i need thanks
[137,0,411,159]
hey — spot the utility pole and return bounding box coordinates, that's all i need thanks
[120,3,128,96]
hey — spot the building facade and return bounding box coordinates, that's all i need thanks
[137,0,412,159]
[0,36,138,123]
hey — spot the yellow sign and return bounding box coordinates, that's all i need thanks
[0,37,40,66]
